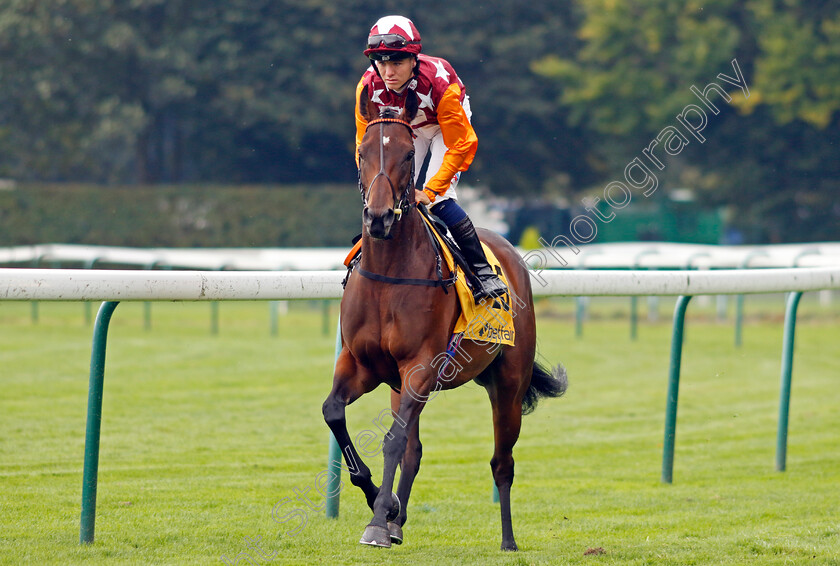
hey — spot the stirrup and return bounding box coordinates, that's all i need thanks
[471,271,508,302]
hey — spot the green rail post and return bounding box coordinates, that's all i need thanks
[211,265,233,335]
[326,317,343,519]
[662,295,692,484]
[30,255,44,324]
[80,301,120,544]
[83,258,100,325]
[734,251,768,347]
[143,261,165,332]
[574,250,603,339]
[631,250,658,341]
[776,291,803,472]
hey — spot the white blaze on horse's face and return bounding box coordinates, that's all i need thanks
[360,120,415,240]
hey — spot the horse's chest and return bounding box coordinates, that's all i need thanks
[346,311,416,368]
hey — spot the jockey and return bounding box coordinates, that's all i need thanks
[355,15,507,303]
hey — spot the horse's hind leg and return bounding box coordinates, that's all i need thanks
[487,373,525,551]
[322,349,381,509]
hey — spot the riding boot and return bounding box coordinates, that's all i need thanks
[448,216,508,302]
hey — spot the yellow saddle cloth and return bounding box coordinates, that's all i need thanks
[420,214,516,347]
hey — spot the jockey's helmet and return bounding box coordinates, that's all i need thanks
[364,15,422,61]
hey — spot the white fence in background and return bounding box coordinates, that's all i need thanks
[2,241,840,272]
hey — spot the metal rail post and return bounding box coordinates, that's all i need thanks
[269,302,280,337]
[30,255,45,324]
[661,295,692,484]
[776,291,803,472]
[574,250,603,339]
[143,261,166,331]
[630,249,658,340]
[326,318,343,518]
[210,265,234,335]
[82,257,101,325]
[734,251,768,347]
[80,301,120,544]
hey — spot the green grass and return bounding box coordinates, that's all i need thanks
[1,296,839,565]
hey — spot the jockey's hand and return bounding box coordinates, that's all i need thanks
[415,188,432,205]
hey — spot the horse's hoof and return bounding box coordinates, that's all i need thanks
[385,492,400,522]
[359,525,391,548]
[501,540,519,552]
[387,521,403,545]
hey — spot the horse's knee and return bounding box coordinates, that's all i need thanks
[382,427,408,463]
[322,396,344,427]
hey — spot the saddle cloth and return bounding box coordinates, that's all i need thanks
[420,214,516,347]
[342,215,516,347]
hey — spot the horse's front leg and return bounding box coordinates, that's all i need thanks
[359,365,432,548]
[322,348,381,509]
[388,388,422,545]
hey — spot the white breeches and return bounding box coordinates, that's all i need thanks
[412,94,472,203]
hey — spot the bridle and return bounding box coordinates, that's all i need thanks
[358,117,417,219]
[348,116,456,290]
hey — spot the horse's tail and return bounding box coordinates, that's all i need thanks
[522,362,567,416]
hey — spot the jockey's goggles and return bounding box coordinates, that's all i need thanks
[367,33,417,50]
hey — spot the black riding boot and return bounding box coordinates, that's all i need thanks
[448,216,508,302]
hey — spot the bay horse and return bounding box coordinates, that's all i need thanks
[322,91,567,551]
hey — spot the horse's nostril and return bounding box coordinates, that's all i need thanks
[364,207,396,239]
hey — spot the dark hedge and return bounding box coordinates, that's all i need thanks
[0,184,362,248]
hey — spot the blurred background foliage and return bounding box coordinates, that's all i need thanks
[0,184,361,247]
[0,0,837,244]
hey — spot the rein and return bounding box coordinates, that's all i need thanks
[347,116,456,291]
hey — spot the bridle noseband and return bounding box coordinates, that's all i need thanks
[358,117,416,219]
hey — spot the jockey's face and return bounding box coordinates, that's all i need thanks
[375,57,416,91]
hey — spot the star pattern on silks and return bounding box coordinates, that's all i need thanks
[371,89,385,105]
[416,88,435,112]
[432,59,450,82]
[374,15,415,39]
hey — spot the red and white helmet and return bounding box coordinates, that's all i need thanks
[363,15,422,60]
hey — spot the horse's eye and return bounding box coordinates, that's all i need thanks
[406,151,415,162]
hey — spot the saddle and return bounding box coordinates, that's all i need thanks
[343,206,515,347]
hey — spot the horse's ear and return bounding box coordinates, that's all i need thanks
[359,84,378,122]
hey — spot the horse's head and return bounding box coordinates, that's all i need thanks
[357,88,418,239]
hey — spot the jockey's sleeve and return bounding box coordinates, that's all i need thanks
[425,83,478,196]
[354,77,369,168]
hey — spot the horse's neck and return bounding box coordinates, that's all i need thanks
[360,210,435,279]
